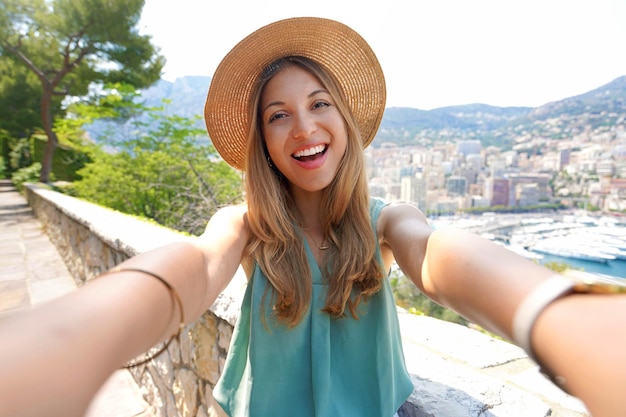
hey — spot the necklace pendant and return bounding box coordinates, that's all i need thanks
[304,229,329,251]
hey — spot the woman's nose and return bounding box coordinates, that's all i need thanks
[292,112,316,139]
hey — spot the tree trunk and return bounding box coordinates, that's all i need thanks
[39,85,57,183]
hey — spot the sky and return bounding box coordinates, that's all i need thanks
[139,0,626,110]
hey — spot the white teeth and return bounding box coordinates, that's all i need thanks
[293,145,325,158]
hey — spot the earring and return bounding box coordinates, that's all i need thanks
[266,155,283,179]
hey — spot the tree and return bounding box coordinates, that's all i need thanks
[0,0,164,182]
[0,57,42,139]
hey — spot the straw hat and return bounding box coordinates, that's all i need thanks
[204,17,386,171]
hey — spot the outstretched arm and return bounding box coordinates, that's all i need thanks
[381,203,626,417]
[0,205,249,417]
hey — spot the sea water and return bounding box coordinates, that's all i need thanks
[538,254,626,280]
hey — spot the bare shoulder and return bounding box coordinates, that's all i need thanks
[198,203,249,246]
[209,203,248,223]
[376,202,431,272]
[378,202,430,241]
[377,203,432,248]
[206,204,248,227]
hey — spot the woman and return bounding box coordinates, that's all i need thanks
[200,20,429,414]
[1,17,625,417]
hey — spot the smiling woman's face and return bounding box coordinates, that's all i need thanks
[260,64,347,195]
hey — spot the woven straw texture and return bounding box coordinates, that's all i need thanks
[204,17,386,171]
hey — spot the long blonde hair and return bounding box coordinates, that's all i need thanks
[244,56,383,327]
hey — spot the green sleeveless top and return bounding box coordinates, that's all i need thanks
[213,198,413,417]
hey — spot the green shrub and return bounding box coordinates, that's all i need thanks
[10,137,32,170]
[0,157,6,178]
[11,163,42,191]
[31,135,90,182]
[0,131,9,174]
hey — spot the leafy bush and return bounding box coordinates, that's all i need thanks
[31,135,90,182]
[0,157,6,178]
[73,111,242,236]
[11,163,42,191]
[10,137,32,171]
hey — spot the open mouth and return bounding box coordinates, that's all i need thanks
[292,144,328,162]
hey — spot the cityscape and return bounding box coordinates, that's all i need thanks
[365,133,626,214]
[363,124,626,279]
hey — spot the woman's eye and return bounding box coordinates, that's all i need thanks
[268,112,287,123]
[312,100,330,110]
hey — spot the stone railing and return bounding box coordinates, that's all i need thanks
[24,183,590,417]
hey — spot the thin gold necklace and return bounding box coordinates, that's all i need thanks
[304,229,329,250]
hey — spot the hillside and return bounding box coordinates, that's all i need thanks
[141,76,212,120]
[377,104,532,148]
[88,75,626,150]
[377,75,626,149]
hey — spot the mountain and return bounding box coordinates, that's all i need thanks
[87,75,626,150]
[531,75,626,119]
[377,104,532,147]
[377,75,626,149]
[141,76,212,120]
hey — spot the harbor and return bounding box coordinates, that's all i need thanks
[429,211,626,280]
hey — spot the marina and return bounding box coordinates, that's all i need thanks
[429,211,626,280]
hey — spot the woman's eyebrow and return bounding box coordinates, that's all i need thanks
[262,100,284,114]
[308,88,329,98]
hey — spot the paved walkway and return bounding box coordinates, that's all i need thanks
[0,179,150,417]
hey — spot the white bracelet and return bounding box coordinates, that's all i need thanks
[512,275,575,360]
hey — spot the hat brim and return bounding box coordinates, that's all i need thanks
[204,17,386,171]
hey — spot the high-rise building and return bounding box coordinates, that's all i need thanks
[456,140,482,157]
[446,176,467,196]
[490,178,511,207]
[400,173,428,210]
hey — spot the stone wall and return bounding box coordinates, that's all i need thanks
[25,183,590,417]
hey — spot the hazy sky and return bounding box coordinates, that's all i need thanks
[139,0,626,110]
